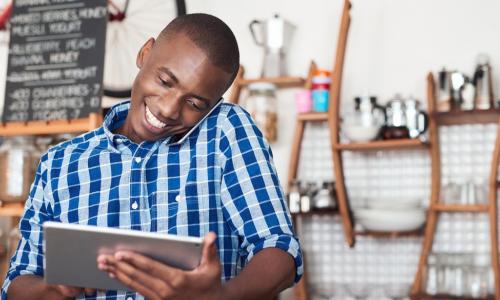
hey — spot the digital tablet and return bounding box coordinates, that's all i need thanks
[43,221,203,291]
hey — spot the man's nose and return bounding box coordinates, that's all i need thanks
[157,93,182,121]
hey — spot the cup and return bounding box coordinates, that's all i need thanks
[294,90,312,113]
[312,89,329,112]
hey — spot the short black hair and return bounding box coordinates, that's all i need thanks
[159,13,240,86]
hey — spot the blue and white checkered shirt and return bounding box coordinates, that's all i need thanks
[1,100,302,300]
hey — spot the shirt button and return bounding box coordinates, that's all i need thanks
[134,157,142,163]
[126,297,133,300]
[131,201,138,210]
[175,194,182,202]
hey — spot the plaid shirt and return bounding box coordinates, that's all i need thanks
[1,101,302,300]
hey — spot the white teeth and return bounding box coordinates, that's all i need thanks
[145,105,166,129]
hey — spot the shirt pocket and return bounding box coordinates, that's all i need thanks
[149,191,179,233]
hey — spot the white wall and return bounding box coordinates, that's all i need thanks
[187,0,500,183]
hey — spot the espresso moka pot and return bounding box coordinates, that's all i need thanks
[249,14,295,77]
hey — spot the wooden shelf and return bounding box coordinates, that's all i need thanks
[356,227,424,238]
[236,76,305,88]
[413,293,494,300]
[431,203,489,212]
[433,108,500,125]
[292,208,338,217]
[297,112,329,122]
[335,138,428,151]
[0,203,24,217]
[0,113,102,136]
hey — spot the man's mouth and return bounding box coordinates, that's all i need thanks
[145,105,167,129]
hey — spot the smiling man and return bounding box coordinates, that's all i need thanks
[2,13,302,300]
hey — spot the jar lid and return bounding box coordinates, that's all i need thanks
[313,69,331,77]
[312,76,331,84]
[247,82,277,91]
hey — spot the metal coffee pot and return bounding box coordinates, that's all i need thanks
[249,14,295,77]
[473,53,494,110]
[405,97,428,138]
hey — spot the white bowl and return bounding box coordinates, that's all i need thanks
[342,124,380,142]
[365,198,423,210]
[354,208,426,232]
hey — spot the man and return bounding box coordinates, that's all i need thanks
[2,13,302,300]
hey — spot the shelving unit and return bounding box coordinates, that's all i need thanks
[327,15,432,245]
[291,208,339,218]
[283,1,352,299]
[0,113,102,136]
[0,203,24,218]
[226,67,306,105]
[0,113,103,218]
[414,293,495,300]
[430,204,490,213]
[355,227,424,238]
[335,138,428,151]
[411,73,500,300]
[0,112,103,287]
[433,109,500,126]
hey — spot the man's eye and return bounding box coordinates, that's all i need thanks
[159,77,172,87]
[187,99,202,110]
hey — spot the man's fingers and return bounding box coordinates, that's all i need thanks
[200,232,218,265]
[113,251,179,282]
[110,260,172,300]
[84,288,97,296]
[56,285,82,297]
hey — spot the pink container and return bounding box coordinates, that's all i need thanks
[295,90,312,113]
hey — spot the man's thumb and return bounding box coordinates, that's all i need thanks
[200,232,217,265]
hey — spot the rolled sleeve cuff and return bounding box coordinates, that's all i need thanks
[2,268,41,299]
[246,234,303,284]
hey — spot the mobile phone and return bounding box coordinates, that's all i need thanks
[170,98,224,145]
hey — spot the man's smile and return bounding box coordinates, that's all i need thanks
[145,104,167,129]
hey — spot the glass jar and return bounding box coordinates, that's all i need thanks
[0,136,38,202]
[466,255,490,298]
[288,180,301,214]
[425,254,438,295]
[242,83,278,142]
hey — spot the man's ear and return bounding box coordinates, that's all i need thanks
[136,38,155,69]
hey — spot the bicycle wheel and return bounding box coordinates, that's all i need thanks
[103,0,186,101]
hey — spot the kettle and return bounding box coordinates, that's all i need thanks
[249,14,295,77]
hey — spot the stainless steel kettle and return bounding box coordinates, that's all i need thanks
[249,14,295,77]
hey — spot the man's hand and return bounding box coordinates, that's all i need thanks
[97,232,223,300]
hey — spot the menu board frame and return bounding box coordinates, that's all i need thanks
[1,0,107,131]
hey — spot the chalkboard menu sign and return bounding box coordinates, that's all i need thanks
[2,0,107,122]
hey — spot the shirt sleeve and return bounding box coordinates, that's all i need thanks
[1,158,52,299]
[219,105,303,283]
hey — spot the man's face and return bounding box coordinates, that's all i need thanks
[123,33,232,143]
